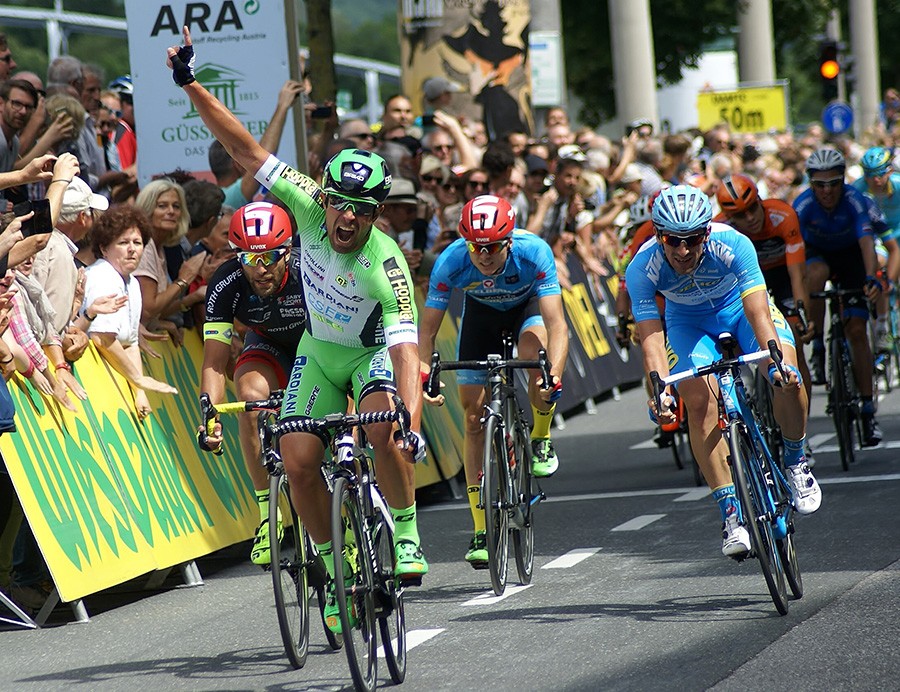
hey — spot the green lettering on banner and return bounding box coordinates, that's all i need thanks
[101,409,155,546]
[8,411,90,569]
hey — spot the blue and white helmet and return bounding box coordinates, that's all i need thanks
[651,185,712,236]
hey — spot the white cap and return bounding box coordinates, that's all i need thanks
[62,177,109,215]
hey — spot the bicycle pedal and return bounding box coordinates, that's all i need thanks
[728,550,750,563]
[398,574,423,587]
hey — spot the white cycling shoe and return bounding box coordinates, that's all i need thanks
[722,512,751,557]
[786,461,822,515]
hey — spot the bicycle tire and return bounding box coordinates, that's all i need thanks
[511,413,534,585]
[671,428,687,470]
[483,414,510,596]
[269,472,310,669]
[729,421,789,615]
[332,476,378,692]
[830,338,855,471]
[754,369,783,469]
[373,508,407,683]
[777,531,804,599]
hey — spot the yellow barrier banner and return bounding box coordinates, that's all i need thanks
[1,332,255,603]
[696,84,788,134]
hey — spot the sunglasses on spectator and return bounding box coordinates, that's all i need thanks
[0,55,13,64]
[467,180,489,189]
[810,178,842,189]
[466,239,509,255]
[349,132,375,142]
[421,175,443,184]
[658,231,707,248]
[432,143,454,151]
[237,247,289,267]
[326,194,379,217]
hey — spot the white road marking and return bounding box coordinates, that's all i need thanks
[378,628,444,657]
[808,432,835,448]
[461,584,532,606]
[630,439,659,449]
[541,548,600,569]
[611,514,666,531]
[819,473,900,485]
[814,440,900,453]
[674,487,711,502]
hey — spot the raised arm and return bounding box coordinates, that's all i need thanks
[167,26,270,177]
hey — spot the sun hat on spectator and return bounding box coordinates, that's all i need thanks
[620,163,644,184]
[420,154,450,184]
[384,178,418,205]
[62,177,109,215]
[525,154,550,175]
[557,144,587,162]
[423,77,462,101]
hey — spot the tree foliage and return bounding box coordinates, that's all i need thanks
[561,0,838,127]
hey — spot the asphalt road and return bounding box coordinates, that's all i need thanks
[1,378,899,691]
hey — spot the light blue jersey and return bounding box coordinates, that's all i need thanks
[852,172,900,241]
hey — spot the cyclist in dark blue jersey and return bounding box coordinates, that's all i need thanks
[419,195,568,567]
[792,147,882,446]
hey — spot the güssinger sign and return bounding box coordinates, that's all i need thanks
[124,0,298,185]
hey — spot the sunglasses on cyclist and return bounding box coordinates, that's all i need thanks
[810,178,843,189]
[237,247,289,267]
[466,240,509,255]
[326,194,379,217]
[658,231,707,248]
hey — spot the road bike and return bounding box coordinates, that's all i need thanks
[275,396,414,692]
[651,335,802,615]
[426,334,550,596]
[200,391,341,669]
[810,287,863,470]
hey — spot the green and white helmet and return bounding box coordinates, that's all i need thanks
[322,148,392,204]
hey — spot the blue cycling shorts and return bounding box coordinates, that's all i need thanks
[665,296,795,374]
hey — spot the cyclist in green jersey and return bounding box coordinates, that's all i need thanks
[168,28,427,634]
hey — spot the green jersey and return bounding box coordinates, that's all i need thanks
[256,156,418,349]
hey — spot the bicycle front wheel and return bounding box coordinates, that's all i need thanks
[483,414,510,596]
[511,416,534,585]
[830,337,856,471]
[332,476,377,692]
[729,421,788,615]
[269,472,310,669]
[373,504,406,684]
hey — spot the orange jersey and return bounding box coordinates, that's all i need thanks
[618,220,656,272]
[715,199,804,271]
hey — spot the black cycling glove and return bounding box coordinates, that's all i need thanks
[170,44,196,87]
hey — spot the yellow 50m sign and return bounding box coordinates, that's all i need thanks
[696,83,788,134]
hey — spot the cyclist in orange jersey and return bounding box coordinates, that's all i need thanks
[716,173,814,398]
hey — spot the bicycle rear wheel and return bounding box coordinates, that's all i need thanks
[483,414,510,596]
[332,476,377,692]
[729,421,788,615]
[777,531,803,599]
[511,415,535,585]
[830,338,855,471]
[269,472,310,669]
[373,507,406,684]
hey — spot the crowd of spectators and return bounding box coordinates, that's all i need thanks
[2,25,900,618]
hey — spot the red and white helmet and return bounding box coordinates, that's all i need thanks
[228,202,292,252]
[458,194,516,244]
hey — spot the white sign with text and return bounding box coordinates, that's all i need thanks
[123,0,297,185]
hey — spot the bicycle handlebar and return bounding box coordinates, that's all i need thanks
[425,349,552,399]
[650,339,784,392]
[198,390,285,456]
[274,394,411,440]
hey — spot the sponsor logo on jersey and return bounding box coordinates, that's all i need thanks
[436,282,450,292]
[482,279,495,289]
[336,275,347,287]
[305,385,320,416]
[504,274,519,284]
[368,350,391,379]
[384,257,414,322]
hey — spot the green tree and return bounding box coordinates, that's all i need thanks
[561,0,836,128]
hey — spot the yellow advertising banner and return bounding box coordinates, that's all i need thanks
[696,84,788,134]
[1,333,256,603]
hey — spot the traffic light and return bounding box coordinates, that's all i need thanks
[819,40,840,101]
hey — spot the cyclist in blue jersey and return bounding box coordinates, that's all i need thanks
[793,147,882,446]
[853,146,900,353]
[418,195,568,567]
[626,185,821,559]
